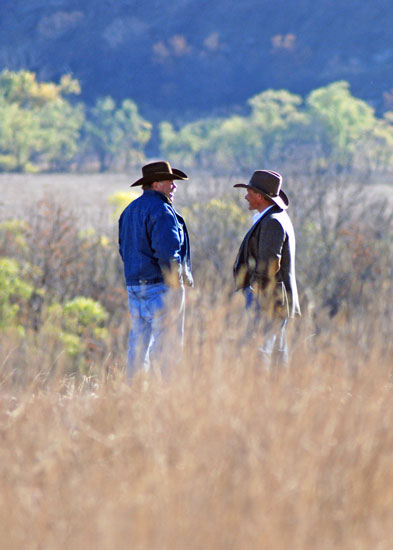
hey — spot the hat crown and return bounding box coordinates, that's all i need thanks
[233,169,288,209]
[130,160,188,186]
[250,170,282,197]
[142,161,173,177]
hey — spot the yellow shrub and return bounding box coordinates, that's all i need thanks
[108,190,140,220]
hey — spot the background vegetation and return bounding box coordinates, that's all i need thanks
[0,70,151,173]
[2,70,393,176]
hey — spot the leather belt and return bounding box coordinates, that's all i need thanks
[128,277,163,285]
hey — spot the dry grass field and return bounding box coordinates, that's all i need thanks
[1,171,393,549]
[1,306,393,549]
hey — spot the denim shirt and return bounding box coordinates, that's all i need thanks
[118,190,193,287]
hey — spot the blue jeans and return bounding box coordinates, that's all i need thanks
[126,283,185,379]
[244,286,289,368]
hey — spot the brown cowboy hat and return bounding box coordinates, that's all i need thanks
[234,170,289,210]
[130,160,188,187]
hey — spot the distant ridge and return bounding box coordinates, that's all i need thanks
[0,0,392,120]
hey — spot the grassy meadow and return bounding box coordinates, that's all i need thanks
[1,169,393,549]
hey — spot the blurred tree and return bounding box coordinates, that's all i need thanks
[0,99,42,172]
[353,111,393,174]
[159,118,220,167]
[208,89,309,169]
[83,96,152,171]
[160,90,308,170]
[116,99,152,167]
[248,89,310,162]
[0,70,83,172]
[39,99,85,171]
[82,97,121,171]
[159,81,393,173]
[207,115,261,171]
[305,81,376,166]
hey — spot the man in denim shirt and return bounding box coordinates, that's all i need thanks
[119,161,193,379]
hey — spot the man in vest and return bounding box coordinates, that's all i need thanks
[233,170,300,367]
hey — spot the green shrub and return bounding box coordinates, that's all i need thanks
[0,257,33,329]
[63,296,108,335]
[0,219,29,257]
[46,297,109,366]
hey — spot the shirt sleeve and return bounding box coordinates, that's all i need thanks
[118,211,124,261]
[149,206,182,275]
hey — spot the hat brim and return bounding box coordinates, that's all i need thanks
[131,169,188,187]
[234,183,289,210]
[172,168,188,179]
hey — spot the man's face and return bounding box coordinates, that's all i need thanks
[155,179,177,202]
[245,188,264,211]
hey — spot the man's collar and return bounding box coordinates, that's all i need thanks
[252,204,274,225]
[144,189,172,204]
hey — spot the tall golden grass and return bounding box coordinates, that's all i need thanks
[1,284,393,550]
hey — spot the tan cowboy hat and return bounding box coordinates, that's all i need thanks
[130,161,188,187]
[234,170,289,210]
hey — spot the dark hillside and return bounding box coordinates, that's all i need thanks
[1,0,392,121]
